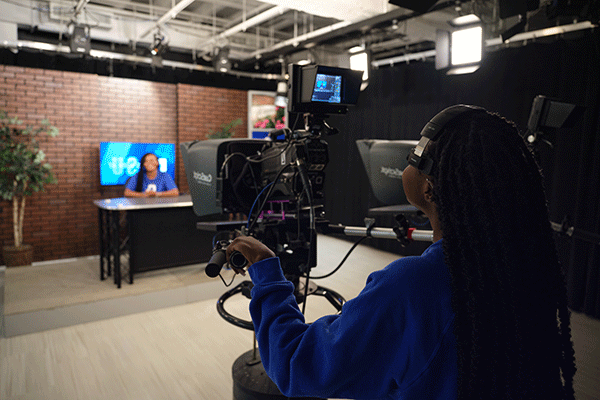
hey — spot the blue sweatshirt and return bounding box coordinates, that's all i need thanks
[125,171,177,193]
[248,239,456,400]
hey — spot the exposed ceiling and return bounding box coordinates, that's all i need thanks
[1,0,598,79]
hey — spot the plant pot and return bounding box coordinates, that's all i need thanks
[2,244,34,267]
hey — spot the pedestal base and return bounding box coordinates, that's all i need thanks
[232,350,325,400]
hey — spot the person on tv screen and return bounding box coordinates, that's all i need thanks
[124,153,179,198]
[225,106,576,400]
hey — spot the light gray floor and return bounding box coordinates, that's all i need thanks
[1,235,599,399]
[0,266,5,337]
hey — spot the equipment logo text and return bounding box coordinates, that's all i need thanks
[380,166,403,179]
[193,171,213,186]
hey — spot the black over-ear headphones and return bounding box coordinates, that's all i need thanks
[407,104,486,175]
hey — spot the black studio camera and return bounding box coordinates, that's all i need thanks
[181,64,363,285]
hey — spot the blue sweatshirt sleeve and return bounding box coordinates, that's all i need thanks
[159,172,177,191]
[125,174,138,191]
[248,249,455,400]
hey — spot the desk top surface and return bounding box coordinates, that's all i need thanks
[94,194,193,211]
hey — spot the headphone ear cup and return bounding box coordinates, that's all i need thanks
[420,157,434,176]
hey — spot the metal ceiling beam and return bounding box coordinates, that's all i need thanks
[0,40,281,80]
[195,5,290,52]
[138,0,198,39]
[244,6,416,61]
[224,3,275,29]
[373,20,598,68]
[73,0,91,18]
[240,0,456,63]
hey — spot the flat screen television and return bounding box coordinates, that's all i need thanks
[99,142,176,186]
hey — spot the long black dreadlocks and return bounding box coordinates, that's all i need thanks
[426,111,576,399]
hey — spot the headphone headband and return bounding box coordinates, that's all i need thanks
[408,105,486,175]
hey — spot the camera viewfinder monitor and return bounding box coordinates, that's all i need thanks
[99,141,176,186]
[311,74,342,103]
[289,64,363,114]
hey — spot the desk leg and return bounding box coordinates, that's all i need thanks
[127,212,134,285]
[110,210,122,289]
[98,208,105,280]
[105,209,113,278]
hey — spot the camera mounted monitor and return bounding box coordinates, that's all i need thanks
[288,64,363,115]
[525,95,584,144]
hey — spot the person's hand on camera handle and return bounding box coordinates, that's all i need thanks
[226,236,275,274]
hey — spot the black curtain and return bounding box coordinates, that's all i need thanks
[323,30,600,319]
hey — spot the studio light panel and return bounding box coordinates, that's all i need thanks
[451,26,482,66]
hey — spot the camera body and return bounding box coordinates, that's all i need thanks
[181,64,363,280]
[180,135,328,219]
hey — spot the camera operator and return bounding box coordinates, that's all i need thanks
[226,107,576,400]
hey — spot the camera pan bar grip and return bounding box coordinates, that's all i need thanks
[205,250,248,278]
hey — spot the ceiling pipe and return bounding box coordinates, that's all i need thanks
[73,0,90,19]
[0,40,281,80]
[195,5,289,52]
[248,19,354,59]
[138,0,197,40]
[373,21,597,68]
[240,2,459,63]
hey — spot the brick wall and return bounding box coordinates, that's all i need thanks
[0,65,249,264]
[177,84,248,193]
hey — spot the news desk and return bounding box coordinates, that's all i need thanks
[94,195,213,288]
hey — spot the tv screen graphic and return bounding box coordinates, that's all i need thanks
[311,73,342,104]
[99,142,176,186]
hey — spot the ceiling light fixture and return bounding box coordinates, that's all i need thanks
[350,51,370,90]
[449,14,481,27]
[349,45,365,54]
[69,24,91,54]
[213,47,231,72]
[436,14,483,75]
[451,26,483,66]
[150,32,167,56]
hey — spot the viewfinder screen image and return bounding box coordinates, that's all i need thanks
[311,74,342,104]
[99,142,176,186]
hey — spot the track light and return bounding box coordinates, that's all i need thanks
[69,24,90,54]
[150,32,167,56]
[213,47,231,72]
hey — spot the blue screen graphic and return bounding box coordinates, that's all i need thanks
[99,142,176,186]
[311,74,342,103]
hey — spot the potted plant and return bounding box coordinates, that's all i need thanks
[0,111,58,267]
[207,118,242,139]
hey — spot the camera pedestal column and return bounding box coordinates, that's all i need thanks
[232,349,325,400]
[221,281,345,400]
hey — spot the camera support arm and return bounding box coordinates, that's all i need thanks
[321,223,434,243]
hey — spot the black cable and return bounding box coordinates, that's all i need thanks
[310,236,368,280]
[219,271,237,287]
[290,112,303,132]
[247,163,294,232]
[220,152,260,198]
[301,267,310,314]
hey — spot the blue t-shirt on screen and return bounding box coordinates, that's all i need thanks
[125,172,177,193]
